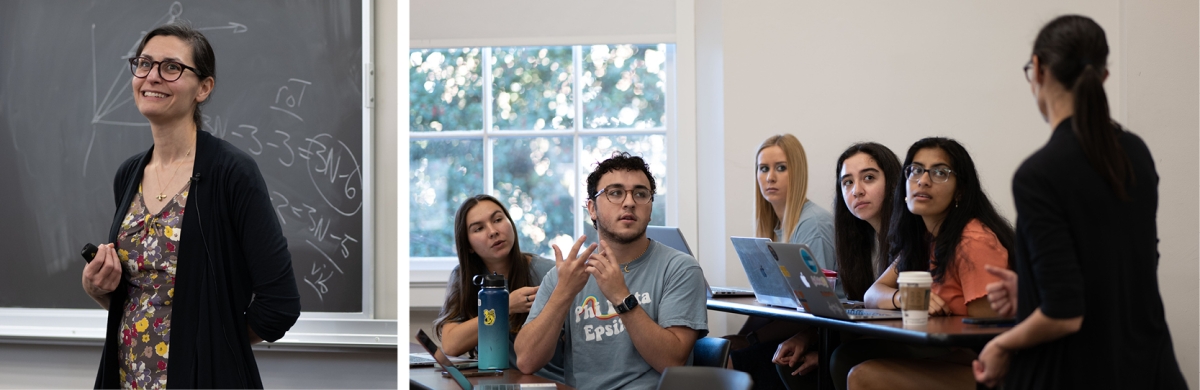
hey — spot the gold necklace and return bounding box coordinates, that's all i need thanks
[155,149,192,201]
[622,241,652,273]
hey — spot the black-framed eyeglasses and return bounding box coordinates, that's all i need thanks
[1023,59,1034,82]
[593,186,654,205]
[904,164,954,184]
[128,57,199,82]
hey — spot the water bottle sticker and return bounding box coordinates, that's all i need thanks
[483,309,496,326]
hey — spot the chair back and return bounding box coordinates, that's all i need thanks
[656,366,753,390]
[691,337,731,368]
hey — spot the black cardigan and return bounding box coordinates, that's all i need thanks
[1006,118,1185,389]
[94,130,301,389]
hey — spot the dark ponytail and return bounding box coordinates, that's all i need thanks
[1072,63,1132,200]
[1033,15,1133,201]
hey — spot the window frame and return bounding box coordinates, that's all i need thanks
[408,44,678,282]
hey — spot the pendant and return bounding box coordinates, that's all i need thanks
[156,194,166,201]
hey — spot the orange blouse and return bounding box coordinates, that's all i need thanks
[930,219,1009,316]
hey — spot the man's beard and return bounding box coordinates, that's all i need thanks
[595,216,646,245]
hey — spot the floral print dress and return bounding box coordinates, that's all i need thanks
[116,182,187,390]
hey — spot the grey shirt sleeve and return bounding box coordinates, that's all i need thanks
[790,200,841,298]
[654,255,710,337]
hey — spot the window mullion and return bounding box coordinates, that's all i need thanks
[573,45,585,241]
[482,47,494,197]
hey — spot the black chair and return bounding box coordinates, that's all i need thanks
[656,366,753,390]
[691,336,731,368]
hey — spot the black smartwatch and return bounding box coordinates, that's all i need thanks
[614,294,639,314]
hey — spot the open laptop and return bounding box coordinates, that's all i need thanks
[582,225,692,254]
[765,242,902,320]
[415,329,555,389]
[409,351,477,369]
[730,236,806,309]
[583,225,755,297]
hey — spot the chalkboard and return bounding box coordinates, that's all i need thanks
[0,0,369,314]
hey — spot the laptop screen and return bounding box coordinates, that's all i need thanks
[415,329,473,389]
[582,225,692,256]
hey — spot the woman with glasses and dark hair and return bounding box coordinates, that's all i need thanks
[828,137,1014,390]
[725,134,837,389]
[80,23,300,388]
[972,15,1186,389]
[435,194,564,382]
[771,142,903,389]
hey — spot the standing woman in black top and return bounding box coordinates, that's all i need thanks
[972,15,1185,389]
[80,23,301,389]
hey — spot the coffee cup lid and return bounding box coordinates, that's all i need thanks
[897,271,933,284]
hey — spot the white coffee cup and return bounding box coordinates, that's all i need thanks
[897,271,933,326]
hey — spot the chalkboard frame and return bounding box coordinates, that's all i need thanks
[0,0,386,346]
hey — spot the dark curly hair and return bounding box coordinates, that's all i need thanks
[585,152,656,228]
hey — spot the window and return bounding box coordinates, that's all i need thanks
[409,44,674,263]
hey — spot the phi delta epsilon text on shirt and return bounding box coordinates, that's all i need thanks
[574,292,653,342]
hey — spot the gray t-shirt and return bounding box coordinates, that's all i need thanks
[526,240,709,390]
[775,199,841,298]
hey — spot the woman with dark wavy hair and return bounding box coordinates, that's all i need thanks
[771,142,903,388]
[829,137,1014,390]
[973,15,1185,389]
[435,194,564,381]
[832,142,903,301]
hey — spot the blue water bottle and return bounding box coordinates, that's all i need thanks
[475,272,509,369]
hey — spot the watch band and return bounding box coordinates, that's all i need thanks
[615,294,639,314]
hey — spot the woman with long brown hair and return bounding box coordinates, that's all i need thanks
[434,194,564,381]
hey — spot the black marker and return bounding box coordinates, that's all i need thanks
[81,243,99,263]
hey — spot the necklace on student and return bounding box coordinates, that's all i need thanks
[155,149,192,201]
[622,240,651,273]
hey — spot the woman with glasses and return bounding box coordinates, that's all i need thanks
[828,137,1015,390]
[771,142,903,389]
[435,194,564,382]
[81,24,300,388]
[725,134,837,389]
[972,15,1186,389]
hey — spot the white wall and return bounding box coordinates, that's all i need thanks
[1121,0,1200,384]
[0,343,397,389]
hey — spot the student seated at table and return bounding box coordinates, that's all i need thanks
[832,137,1015,390]
[515,152,709,390]
[771,142,903,389]
[725,134,838,390]
[434,195,565,382]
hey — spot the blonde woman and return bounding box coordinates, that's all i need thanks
[727,134,836,389]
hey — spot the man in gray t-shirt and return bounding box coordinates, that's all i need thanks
[515,153,709,390]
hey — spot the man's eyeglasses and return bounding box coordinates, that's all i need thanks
[1023,59,1034,82]
[593,186,654,205]
[129,57,199,82]
[904,165,954,184]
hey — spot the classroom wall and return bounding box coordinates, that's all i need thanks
[407,0,1199,385]
[709,0,1197,386]
[0,1,399,388]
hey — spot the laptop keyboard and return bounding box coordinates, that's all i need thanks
[845,309,893,318]
[409,353,436,367]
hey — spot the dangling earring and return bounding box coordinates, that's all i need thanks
[955,200,959,208]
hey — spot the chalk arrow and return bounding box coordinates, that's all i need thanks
[198,22,247,34]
